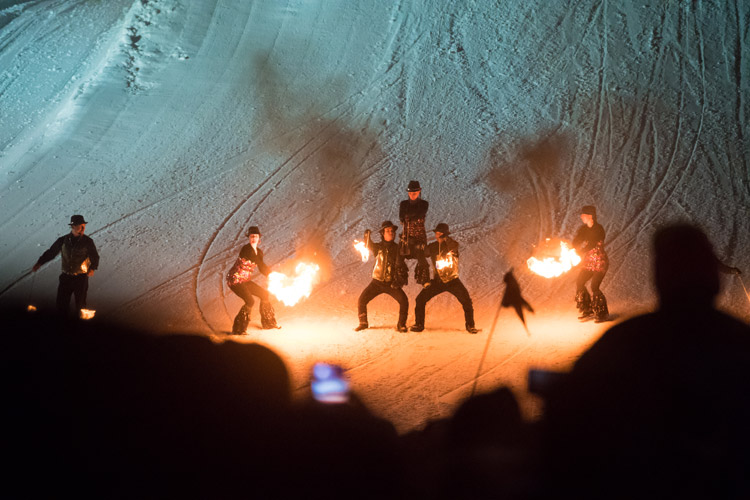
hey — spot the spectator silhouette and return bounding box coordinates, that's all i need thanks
[542,224,750,498]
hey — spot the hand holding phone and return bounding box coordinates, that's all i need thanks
[311,363,350,403]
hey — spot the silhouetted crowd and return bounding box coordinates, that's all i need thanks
[6,223,749,499]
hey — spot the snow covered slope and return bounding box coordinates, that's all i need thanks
[1,0,748,431]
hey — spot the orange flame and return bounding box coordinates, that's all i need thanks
[27,305,37,312]
[436,252,454,270]
[268,262,320,306]
[79,308,96,320]
[527,240,581,278]
[353,240,370,262]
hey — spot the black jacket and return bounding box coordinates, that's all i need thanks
[36,233,99,275]
[426,237,460,282]
[367,239,404,285]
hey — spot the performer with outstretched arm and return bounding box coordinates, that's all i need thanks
[355,220,409,332]
[572,205,609,323]
[226,226,279,333]
[411,223,479,334]
[32,214,100,319]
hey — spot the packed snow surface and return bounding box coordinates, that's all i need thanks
[1,0,748,432]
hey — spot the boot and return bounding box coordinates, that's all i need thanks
[231,305,250,335]
[592,291,609,322]
[260,302,280,329]
[396,323,407,332]
[575,289,592,319]
[466,324,479,334]
[354,313,368,331]
[415,261,430,286]
[410,324,424,332]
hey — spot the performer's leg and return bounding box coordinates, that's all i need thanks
[413,281,443,330]
[575,270,593,317]
[230,283,256,334]
[240,281,278,329]
[72,275,89,313]
[590,271,609,321]
[356,280,383,330]
[385,286,409,330]
[56,274,74,318]
[448,279,475,330]
[414,245,430,285]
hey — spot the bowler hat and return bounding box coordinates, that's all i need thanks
[433,223,450,235]
[245,226,261,237]
[379,220,398,233]
[407,180,421,192]
[581,205,596,217]
[69,215,88,226]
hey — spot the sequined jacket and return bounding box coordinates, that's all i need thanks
[573,223,609,273]
[399,198,429,245]
[226,244,270,287]
[367,238,404,285]
[426,237,460,283]
[36,233,99,275]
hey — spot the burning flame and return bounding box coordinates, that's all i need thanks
[27,305,37,312]
[353,240,369,262]
[268,262,320,306]
[436,252,454,270]
[79,308,96,320]
[527,240,581,278]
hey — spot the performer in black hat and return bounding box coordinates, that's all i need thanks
[226,226,279,333]
[32,214,100,318]
[398,180,430,285]
[355,220,408,332]
[572,205,609,322]
[411,223,479,334]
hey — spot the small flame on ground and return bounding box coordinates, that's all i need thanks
[79,309,96,320]
[527,241,581,278]
[269,262,320,306]
[27,305,37,312]
[353,240,369,262]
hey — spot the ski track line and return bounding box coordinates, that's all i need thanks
[437,340,534,402]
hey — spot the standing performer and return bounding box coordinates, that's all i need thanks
[355,220,408,332]
[32,214,100,318]
[411,223,479,334]
[572,205,609,322]
[399,180,430,285]
[226,226,279,334]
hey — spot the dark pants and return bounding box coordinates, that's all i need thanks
[401,242,430,285]
[576,269,605,295]
[57,273,88,317]
[230,280,270,308]
[576,269,608,318]
[357,279,408,327]
[230,281,276,330]
[414,278,475,328]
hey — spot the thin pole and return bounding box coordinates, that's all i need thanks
[739,276,750,313]
[471,299,503,397]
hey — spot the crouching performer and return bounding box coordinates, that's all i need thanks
[572,205,609,322]
[411,223,479,334]
[355,220,409,332]
[226,226,279,334]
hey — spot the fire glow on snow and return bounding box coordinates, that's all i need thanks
[527,240,581,278]
[268,262,320,306]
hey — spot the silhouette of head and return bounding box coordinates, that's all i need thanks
[653,224,719,308]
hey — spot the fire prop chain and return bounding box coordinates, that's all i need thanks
[268,262,320,306]
[527,239,581,278]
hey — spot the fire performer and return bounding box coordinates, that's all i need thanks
[398,180,430,285]
[355,220,408,332]
[32,214,100,318]
[411,223,479,334]
[572,205,609,322]
[226,226,279,334]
